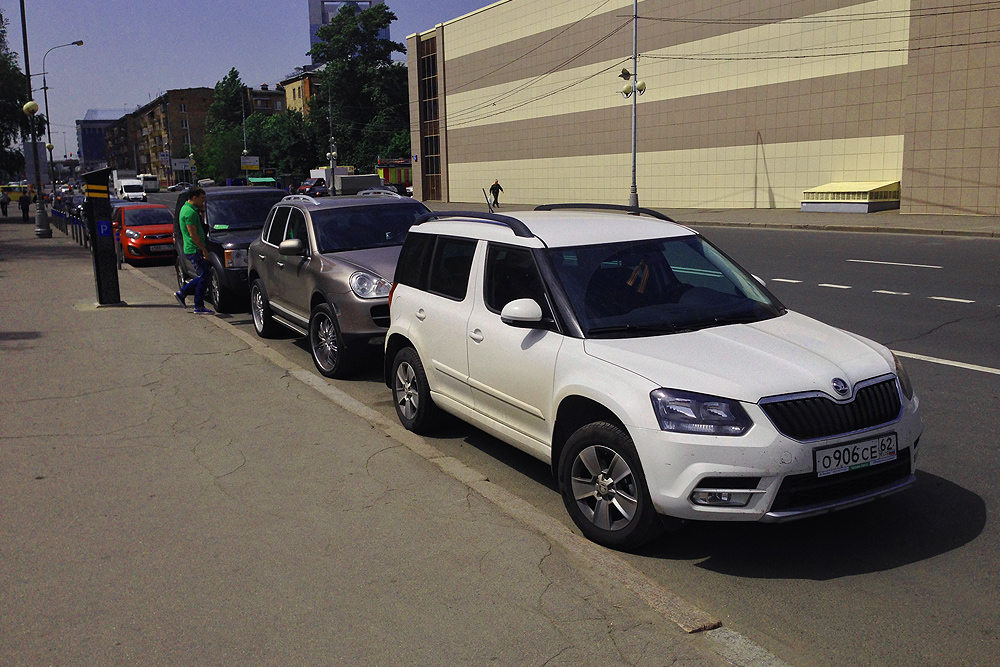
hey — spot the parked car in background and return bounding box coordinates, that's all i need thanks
[384,205,923,550]
[173,186,287,312]
[111,202,175,267]
[167,181,193,192]
[248,192,430,377]
[296,177,329,197]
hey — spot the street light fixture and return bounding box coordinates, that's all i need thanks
[42,40,84,189]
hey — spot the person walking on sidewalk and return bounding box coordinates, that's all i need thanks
[173,188,214,314]
[489,179,503,207]
[18,189,32,222]
[0,191,9,217]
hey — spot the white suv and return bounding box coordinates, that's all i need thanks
[384,205,923,550]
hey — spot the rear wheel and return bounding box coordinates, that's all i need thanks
[391,347,438,433]
[309,303,355,378]
[559,422,662,550]
[250,279,278,337]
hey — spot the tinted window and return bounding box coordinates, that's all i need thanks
[427,237,476,301]
[286,209,307,242]
[395,232,435,287]
[206,193,285,231]
[266,207,291,245]
[123,208,173,226]
[310,202,427,253]
[484,244,551,318]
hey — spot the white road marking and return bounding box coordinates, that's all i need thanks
[892,351,1000,376]
[928,296,976,303]
[873,290,910,295]
[770,278,802,283]
[848,259,943,269]
[818,283,852,289]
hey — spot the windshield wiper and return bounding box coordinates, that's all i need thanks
[586,323,689,336]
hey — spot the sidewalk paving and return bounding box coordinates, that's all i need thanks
[0,213,738,666]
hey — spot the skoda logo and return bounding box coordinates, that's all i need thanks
[831,378,851,397]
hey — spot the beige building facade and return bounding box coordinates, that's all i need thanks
[408,0,999,215]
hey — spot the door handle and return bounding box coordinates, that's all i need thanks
[276,261,285,268]
[415,308,426,321]
[469,329,484,343]
[257,254,265,260]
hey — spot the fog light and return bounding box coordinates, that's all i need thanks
[691,490,752,507]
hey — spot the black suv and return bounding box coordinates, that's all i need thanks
[173,186,286,311]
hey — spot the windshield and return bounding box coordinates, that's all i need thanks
[547,236,784,337]
[206,193,285,230]
[124,208,173,226]
[311,202,428,253]
[122,184,143,193]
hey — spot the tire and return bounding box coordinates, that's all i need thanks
[175,258,186,290]
[250,279,278,338]
[559,422,662,550]
[390,346,438,434]
[116,243,123,269]
[209,265,235,313]
[309,303,355,378]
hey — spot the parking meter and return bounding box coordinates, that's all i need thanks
[82,168,123,305]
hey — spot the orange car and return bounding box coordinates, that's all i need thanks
[111,203,176,267]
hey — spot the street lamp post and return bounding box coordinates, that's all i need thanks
[618,0,644,209]
[18,0,51,237]
[42,40,84,189]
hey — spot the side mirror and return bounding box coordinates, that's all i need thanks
[278,238,306,256]
[500,298,544,328]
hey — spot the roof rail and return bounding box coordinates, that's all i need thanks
[282,194,321,205]
[534,202,676,222]
[414,210,534,238]
[357,187,403,198]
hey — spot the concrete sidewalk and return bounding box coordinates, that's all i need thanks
[427,200,1000,238]
[0,216,742,665]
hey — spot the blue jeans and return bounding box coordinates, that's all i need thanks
[179,253,210,308]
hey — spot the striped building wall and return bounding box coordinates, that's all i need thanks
[408,0,999,215]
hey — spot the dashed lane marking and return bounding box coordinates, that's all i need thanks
[929,296,976,303]
[892,351,1000,376]
[771,278,802,283]
[873,290,910,295]
[818,283,852,289]
[847,259,943,269]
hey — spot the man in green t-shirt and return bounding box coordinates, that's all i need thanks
[173,188,214,314]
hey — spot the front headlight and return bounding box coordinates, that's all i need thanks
[350,271,391,299]
[224,249,248,268]
[892,353,915,400]
[124,228,141,239]
[650,389,752,436]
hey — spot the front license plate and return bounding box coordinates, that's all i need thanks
[815,434,897,477]
[150,244,173,252]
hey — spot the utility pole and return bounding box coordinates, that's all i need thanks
[18,0,51,238]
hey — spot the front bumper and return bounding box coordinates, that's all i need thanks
[631,393,923,522]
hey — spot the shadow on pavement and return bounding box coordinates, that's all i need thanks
[639,471,984,578]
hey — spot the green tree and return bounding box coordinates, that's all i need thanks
[308,2,409,173]
[0,11,47,180]
[245,110,322,177]
[207,67,246,133]
[202,68,248,181]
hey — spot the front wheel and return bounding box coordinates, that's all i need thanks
[175,258,186,290]
[209,265,236,313]
[309,303,355,378]
[559,422,662,550]
[391,347,438,434]
[116,243,124,269]
[250,279,278,338]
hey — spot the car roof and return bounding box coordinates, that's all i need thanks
[279,194,427,211]
[203,186,286,198]
[412,210,696,249]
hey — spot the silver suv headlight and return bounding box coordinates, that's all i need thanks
[650,389,752,436]
[350,271,392,299]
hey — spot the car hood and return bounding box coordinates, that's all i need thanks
[207,227,262,248]
[582,311,893,403]
[322,245,401,279]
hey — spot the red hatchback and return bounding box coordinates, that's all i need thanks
[112,203,176,267]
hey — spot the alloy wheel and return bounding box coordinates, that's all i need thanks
[393,361,419,420]
[569,444,639,531]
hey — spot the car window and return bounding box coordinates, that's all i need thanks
[484,244,551,318]
[124,208,173,226]
[265,207,291,245]
[206,193,285,231]
[285,209,307,242]
[311,202,427,253]
[395,232,435,287]
[427,236,477,301]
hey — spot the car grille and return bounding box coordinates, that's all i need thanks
[370,304,390,328]
[769,448,911,512]
[760,379,901,441]
[146,233,172,240]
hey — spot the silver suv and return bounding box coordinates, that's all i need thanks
[247,193,430,377]
[385,205,923,550]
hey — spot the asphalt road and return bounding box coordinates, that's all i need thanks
[137,221,999,667]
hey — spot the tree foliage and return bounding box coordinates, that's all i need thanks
[308,3,409,172]
[0,11,29,179]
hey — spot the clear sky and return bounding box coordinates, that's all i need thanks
[3,0,493,158]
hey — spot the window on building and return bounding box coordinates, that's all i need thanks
[418,37,441,200]
[181,119,189,129]
[180,104,187,113]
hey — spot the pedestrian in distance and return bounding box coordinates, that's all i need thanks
[18,189,32,222]
[489,179,503,207]
[0,191,9,217]
[173,187,214,314]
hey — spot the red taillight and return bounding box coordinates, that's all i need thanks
[388,282,398,307]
